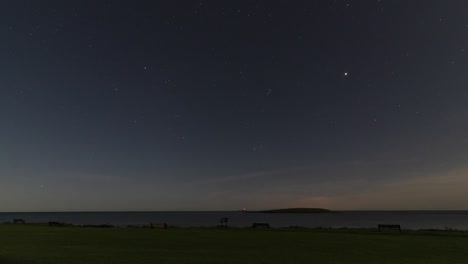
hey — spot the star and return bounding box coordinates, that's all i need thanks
[344,72,348,76]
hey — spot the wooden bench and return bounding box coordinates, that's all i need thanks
[150,222,168,229]
[219,218,228,228]
[378,224,401,233]
[252,223,270,228]
[13,219,25,224]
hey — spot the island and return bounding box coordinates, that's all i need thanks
[257,208,332,214]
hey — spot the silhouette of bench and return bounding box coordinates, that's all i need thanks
[378,224,401,233]
[13,219,25,224]
[150,222,168,229]
[219,218,228,228]
[252,223,270,228]
[48,221,65,227]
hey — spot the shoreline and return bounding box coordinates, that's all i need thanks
[1,210,468,213]
[3,222,468,233]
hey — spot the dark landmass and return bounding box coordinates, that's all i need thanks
[258,208,332,214]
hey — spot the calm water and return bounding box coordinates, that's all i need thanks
[1,211,468,230]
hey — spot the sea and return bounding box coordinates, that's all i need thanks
[1,211,468,230]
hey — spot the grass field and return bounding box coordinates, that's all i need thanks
[1,224,468,263]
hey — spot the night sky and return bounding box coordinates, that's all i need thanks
[1,1,468,211]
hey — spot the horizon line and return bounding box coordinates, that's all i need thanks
[1,209,468,213]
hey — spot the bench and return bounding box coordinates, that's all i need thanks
[13,219,25,224]
[150,222,168,229]
[219,218,228,228]
[378,224,401,233]
[252,223,270,228]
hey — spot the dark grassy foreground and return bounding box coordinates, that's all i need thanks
[1,224,468,263]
